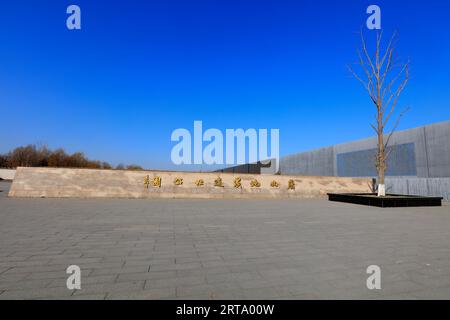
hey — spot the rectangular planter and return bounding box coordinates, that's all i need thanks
[328,193,443,208]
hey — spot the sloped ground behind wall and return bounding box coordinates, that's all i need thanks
[0,169,15,180]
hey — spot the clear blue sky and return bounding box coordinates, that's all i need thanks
[1,0,449,170]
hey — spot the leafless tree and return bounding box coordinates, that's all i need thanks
[0,145,135,170]
[348,30,410,196]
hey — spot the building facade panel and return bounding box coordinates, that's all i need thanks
[279,120,450,178]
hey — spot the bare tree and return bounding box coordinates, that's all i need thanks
[348,30,410,196]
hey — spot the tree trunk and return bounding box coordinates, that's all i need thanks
[377,130,386,197]
[377,88,386,197]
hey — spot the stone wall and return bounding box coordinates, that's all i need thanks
[8,167,372,199]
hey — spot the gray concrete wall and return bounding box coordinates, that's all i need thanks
[424,121,450,177]
[386,177,450,201]
[281,146,334,176]
[280,120,450,178]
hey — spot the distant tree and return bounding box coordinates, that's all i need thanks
[86,160,102,169]
[0,154,9,168]
[348,31,409,196]
[1,144,139,171]
[115,163,125,170]
[37,146,51,167]
[66,152,88,168]
[101,162,112,170]
[126,164,143,171]
[8,145,39,167]
[48,149,67,167]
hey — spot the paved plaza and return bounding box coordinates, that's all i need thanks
[1,180,450,300]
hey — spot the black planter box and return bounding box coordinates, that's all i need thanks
[327,193,443,208]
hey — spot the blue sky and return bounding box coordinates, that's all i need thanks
[0,0,449,169]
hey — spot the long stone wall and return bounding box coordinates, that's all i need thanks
[8,167,372,199]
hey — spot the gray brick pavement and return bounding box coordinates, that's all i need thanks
[1,180,450,299]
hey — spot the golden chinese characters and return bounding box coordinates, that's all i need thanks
[250,179,261,188]
[288,179,295,190]
[270,180,280,188]
[195,179,204,187]
[153,176,162,187]
[144,175,150,188]
[214,177,224,187]
[174,178,183,186]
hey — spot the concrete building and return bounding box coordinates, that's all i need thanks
[280,120,450,178]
